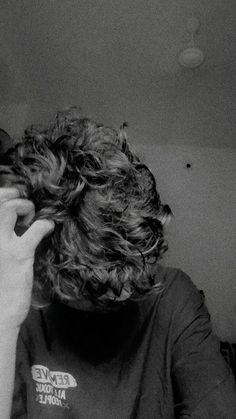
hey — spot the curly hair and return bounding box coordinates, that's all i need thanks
[0,108,172,308]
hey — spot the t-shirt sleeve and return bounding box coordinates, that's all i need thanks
[170,271,236,418]
[10,333,29,419]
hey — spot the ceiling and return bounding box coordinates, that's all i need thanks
[0,0,236,147]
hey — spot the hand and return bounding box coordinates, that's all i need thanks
[0,188,54,330]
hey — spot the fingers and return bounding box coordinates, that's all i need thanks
[0,187,20,204]
[0,199,35,237]
[21,219,55,255]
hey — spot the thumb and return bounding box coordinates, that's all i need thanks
[21,219,55,256]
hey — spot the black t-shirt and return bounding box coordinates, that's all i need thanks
[11,266,236,418]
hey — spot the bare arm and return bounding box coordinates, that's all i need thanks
[0,327,19,418]
[0,188,54,418]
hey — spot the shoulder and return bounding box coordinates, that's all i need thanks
[154,264,200,302]
[147,264,207,326]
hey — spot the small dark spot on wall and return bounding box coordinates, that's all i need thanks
[186,163,192,169]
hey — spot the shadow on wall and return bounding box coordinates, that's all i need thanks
[0,128,12,155]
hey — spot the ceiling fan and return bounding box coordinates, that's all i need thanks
[178,16,205,69]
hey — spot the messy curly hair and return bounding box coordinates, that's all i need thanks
[0,108,171,308]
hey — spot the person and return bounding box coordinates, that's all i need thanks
[0,108,235,419]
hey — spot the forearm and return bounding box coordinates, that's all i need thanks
[0,327,19,419]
